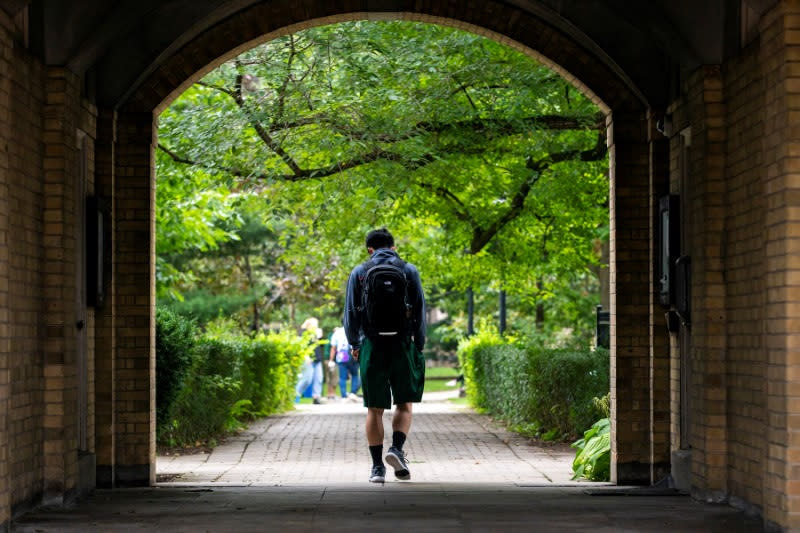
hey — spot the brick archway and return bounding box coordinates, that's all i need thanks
[100,0,662,490]
[10,1,800,529]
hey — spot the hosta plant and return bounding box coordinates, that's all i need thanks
[571,417,610,481]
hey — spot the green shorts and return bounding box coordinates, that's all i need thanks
[359,337,425,409]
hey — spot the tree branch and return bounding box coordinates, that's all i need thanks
[232,68,304,177]
[466,135,606,254]
[157,142,435,184]
[469,173,541,254]
[317,114,605,142]
[416,181,477,225]
[195,80,234,96]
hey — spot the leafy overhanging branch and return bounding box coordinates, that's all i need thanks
[158,142,436,183]
[158,108,604,184]
[417,132,607,255]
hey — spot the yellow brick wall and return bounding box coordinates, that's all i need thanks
[648,113,672,479]
[723,39,768,513]
[0,11,99,518]
[663,3,800,529]
[94,110,115,486]
[113,112,156,485]
[607,111,654,484]
[0,8,46,522]
[666,66,730,498]
[759,1,800,528]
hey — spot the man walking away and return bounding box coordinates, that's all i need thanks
[344,228,426,483]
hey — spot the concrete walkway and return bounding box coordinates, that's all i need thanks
[13,392,764,532]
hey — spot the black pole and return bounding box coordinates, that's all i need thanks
[499,290,506,334]
[467,287,474,336]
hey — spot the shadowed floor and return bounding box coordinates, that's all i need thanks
[12,393,764,531]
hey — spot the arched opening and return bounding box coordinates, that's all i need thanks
[151,18,611,485]
[101,1,662,490]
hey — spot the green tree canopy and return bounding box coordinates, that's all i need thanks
[156,20,608,339]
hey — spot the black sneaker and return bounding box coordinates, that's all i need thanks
[385,446,410,480]
[369,464,386,483]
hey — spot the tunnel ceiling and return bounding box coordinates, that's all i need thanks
[4,0,775,109]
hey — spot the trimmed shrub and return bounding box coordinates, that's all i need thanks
[155,308,197,430]
[523,345,610,437]
[457,328,609,439]
[159,329,309,446]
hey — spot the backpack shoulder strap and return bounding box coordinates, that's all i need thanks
[358,258,375,280]
[388,256,406,269]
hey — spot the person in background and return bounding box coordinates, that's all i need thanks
[330,325,360,401]
[296,317,326,405]
[324,331,338,401]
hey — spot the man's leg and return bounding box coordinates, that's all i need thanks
[366,407,385,483]
[392,402,412,435]
[366,407,384,445]
[386,403,412,480]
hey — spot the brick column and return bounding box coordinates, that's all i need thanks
[94,109,116,487]
[42,67,81,503]
[682,67,729,501]
[760,2,800,528]
[648,112,672,483]
[0,18,11,527]
[608,110,653,484]
[113,112,155,486]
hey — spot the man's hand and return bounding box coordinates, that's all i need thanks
[327,360,336,371]
[352,347,360,362]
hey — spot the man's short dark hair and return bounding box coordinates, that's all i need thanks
[366,228,394,250]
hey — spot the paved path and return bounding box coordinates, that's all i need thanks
[157,391,577,486]
[13,392,765,531]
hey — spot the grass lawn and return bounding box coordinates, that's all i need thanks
[425,366,460,378]
[423,376,461,393]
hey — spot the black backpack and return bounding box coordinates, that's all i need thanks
[359,257,412,338]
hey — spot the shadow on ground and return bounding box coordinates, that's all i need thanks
[12,484,763,532]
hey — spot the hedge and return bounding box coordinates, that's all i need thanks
[458,329,609,439]
[156,311,310,447]
[155,308,197,429]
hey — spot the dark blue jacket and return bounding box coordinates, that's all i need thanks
[343,248,426,352]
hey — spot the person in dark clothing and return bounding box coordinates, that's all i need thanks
[344,228,426,483]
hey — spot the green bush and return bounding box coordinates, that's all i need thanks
[523,345,610,437]
[457,327,508,411]
[457,328,609,439]
[155,308,197,430]
[238,330,310,414]
[158,327,309,447]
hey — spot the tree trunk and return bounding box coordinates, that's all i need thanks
[499,290,507,334]
[536,279,545,330]
[467,287,474,336]
[243,254,259,332]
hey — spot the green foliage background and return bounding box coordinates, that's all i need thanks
[155,20,608,345]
